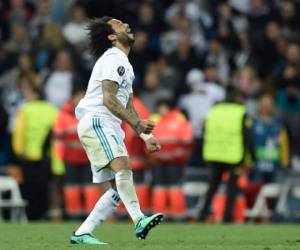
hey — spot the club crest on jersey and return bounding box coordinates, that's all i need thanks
[117,66,125,76]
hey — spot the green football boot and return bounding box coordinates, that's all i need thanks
[135,213,164,240]
[70,232,107,245]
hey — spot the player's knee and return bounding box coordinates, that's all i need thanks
[109,179,118,191]
[110,156,131,172]
[100,181,113,192]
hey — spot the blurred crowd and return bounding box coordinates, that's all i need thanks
[0,0,300,222]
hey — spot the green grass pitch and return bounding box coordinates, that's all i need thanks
[0,223,299,250]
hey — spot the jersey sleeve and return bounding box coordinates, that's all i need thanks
[99,54,125,85]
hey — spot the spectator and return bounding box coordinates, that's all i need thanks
[250,94,290,183]
[277,80,300,165]
[49,0,75,24]
[129,30,154,86]
[199,88,254,222]
[3,23,31,55]
[161,14,207,55]
[213,2,239,51]
[156,55,180,92]
[274,43,300,84]
[168,32,201,86]
[4,0,33,25]
[256,21,282,76]
[135,1,164,39]
[204,65,220,83]
[35,23,66,72]
[204,37,230,85]
[277,81,300,113]
[12,77,58,220]
[247,0,271,43]
[232,65,261,114]
[285,43,300,70]
[165,0,212,47]
[0,53,40,130]
[228,0,251,14]
[233,31,256,70]
[178,68,225,166]
[139,63,173,112]
[165,0,204,27]
[29,0,52,40]
[44,50,75,108]
[150,98,193,220]
[278,0,299,38]
[62,4,88,48]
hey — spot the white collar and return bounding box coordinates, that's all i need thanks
[110,46,128,60]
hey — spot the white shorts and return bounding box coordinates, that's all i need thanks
[77,114,128,183]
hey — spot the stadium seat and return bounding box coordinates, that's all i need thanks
[275,169,300,221]
[0,176,27,222]
[246,183,281,220]
[183,181,208,218]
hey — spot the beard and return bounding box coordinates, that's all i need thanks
[116,31,135,48]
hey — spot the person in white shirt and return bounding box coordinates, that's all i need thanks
[72,16,163,245]
[178,68,225,166]
[44,50,73,108]
[179,69,225,140]
[62,5,89,46]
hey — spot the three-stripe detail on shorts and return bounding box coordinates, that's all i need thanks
[92,117,114,160]
[111,134,121,145]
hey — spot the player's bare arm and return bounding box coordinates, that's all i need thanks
[126,94,160,153]
[126,94,155,134]
[102,80,137,125]
[102,81,154,134]
[126,94,141,122]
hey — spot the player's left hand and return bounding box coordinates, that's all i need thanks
[145,137,161,153]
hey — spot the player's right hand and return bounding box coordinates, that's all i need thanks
[135,119,155,134]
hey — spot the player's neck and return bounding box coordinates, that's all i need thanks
[114,43,130,56]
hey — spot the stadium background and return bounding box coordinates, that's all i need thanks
[0,0,300,227]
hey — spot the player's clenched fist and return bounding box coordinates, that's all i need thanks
[145,137,161,153]
[134,119,155,134]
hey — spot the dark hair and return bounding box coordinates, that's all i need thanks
[257,91,274,100]
[19,75,44,99]
[87,16,114,59]
[155,98,176,110]
[72,83,86,97]
[286,77,300,88]
[225,86,244,103]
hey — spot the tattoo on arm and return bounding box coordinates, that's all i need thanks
[102,80,139,127]
[126,94,141,122]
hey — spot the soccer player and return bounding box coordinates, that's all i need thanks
[70,16,163,245]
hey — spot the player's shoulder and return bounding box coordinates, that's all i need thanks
[95,47,132,74]
[98,50,119,63]
[102,47,126,61]
[96,51,125,71]
[93,52,118,72]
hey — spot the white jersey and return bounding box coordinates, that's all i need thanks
[75,47,134,124]
[178,82,225,138]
